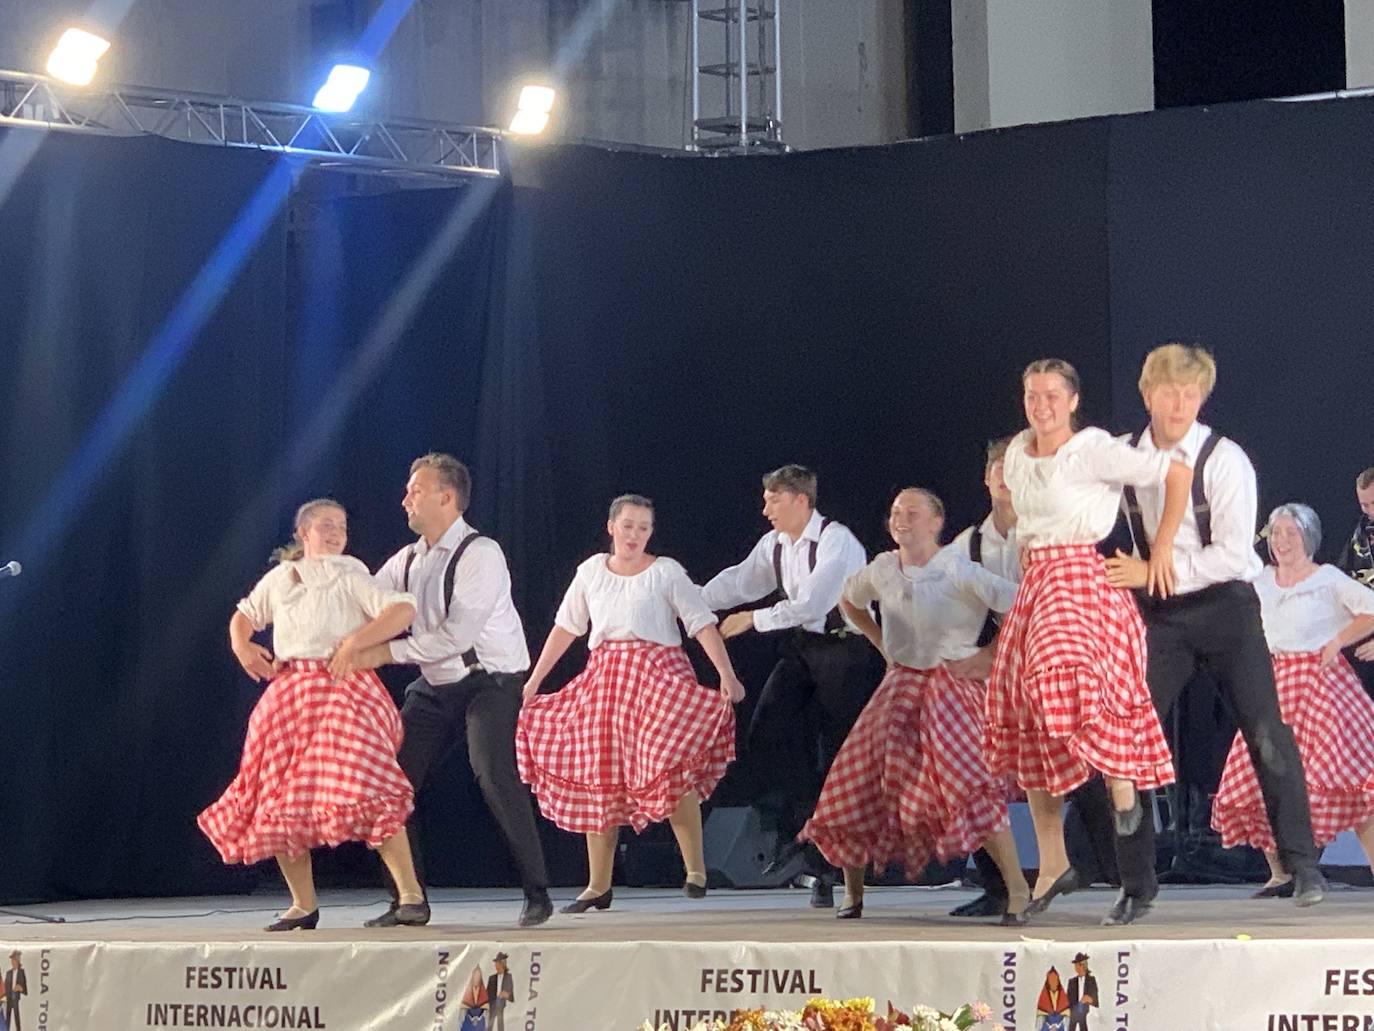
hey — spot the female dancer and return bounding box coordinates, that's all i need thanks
[988,358,1191,914]
[799,487,1029,921]
[516,494,744,910]
[199,498,426,930]
[1212,503,1374,891]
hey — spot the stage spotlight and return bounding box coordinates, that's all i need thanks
[508,84,556,135]
[45,28,111,86]
[312,64,371,113]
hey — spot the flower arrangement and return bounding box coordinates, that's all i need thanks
[636,997,1003,1031]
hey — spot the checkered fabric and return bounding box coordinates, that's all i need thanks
[800,664,1010,872]
[198,660,413,864]
[1212,652,1374,851]
[515,641,736,834]
[984,544,1175,796]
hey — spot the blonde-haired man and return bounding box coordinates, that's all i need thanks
[1102,344,1322,924]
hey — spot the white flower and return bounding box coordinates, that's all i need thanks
[912,1005,942,1021]
[937,1020,961,1031]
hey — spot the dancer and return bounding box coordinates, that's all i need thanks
[950,437,1020,585]
[799,488,1028,922]
[1105,344,1324,924]
[354,453,553,928]
[517,494,744,911]
[199,498,425,931]
[701,464,882,907]
[1338,467,1374,699]
[987,358,1190,922]
[1211,503,1374,890]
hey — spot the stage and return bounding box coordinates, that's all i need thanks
[4,883,1373,1029]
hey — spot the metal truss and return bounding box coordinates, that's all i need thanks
[0,70,502,180]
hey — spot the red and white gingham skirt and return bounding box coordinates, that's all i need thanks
[800,665,1010,872]
[1212,652,1374,851]
[198,660,413,864]
[984,544,1175,796]
[515,641,736,834]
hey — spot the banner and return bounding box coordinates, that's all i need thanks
[3,934,1373,1030]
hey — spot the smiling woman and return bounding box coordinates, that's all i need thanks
[516,494,745,912]
[197,498,426,932]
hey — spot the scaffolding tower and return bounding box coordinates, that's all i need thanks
[691,0,784,151]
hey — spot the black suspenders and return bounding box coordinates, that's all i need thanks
[1122,426,1223,561]
[772,518,844,632]
[403,531,485,669]
[967,524,999,647]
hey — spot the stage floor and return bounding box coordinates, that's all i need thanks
[5,884,1373,1029]
[3,880,1370,943]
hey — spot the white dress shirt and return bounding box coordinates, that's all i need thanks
[555,555,718,650]
[844,549,1019,669]
[1122,420,1264,594]
[238,555,415,661]
[949,515,1023,584]
[375,516,531,684]
[1255,564,1374,653]
[701,510,867,633]
[1003,427,1173,548]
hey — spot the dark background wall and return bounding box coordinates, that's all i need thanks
[1,94,1371,903]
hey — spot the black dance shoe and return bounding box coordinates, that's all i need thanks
[683,878,708,900]
[1250,880,1295,899]
[1023,867,1081,917]
[809,879,835,909]
[393,901,431,926]
[835,901,863,919]
[1292,867,1327,908]
[1101,888,1155,927]
[265,909,319,932]
[949,892,1009,918]
[560,888,613,914]
[520,888,554,926]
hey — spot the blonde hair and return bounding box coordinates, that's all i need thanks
[1138,343,1217,399]
[271,498,345,563]
[893,486,945,521]
[1357,467,1374,491]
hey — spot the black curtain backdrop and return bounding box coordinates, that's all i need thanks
[2,95,1373,903]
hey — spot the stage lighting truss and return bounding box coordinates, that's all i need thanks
[0,70,501,180]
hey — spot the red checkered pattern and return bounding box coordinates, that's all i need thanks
[1212,652,1374,851]
[198,660,413,864]
[515,641,736,834]
[800,665,1011,872]
[984,544,1175,796]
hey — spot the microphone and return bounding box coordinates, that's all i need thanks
[0,560,21,578]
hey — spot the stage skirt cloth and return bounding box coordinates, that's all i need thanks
[198,660,413,864]
[515,640,736,834]
[799,664,1010,872]
[1212,651,1374,851]
[984,543,1175,796]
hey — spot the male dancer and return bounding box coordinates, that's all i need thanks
[346,453,553,927]
[702,465,881,907]
[1102,344,1323,925]
[1338,467,1374,697]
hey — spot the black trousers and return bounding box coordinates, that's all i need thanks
[392,670,549,896]
[1113,581,1317,896]
[746,631,884,846]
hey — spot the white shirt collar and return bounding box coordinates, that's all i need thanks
[415,515,472,558]
[1140,419,1210,463]
[793,510,826,545]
